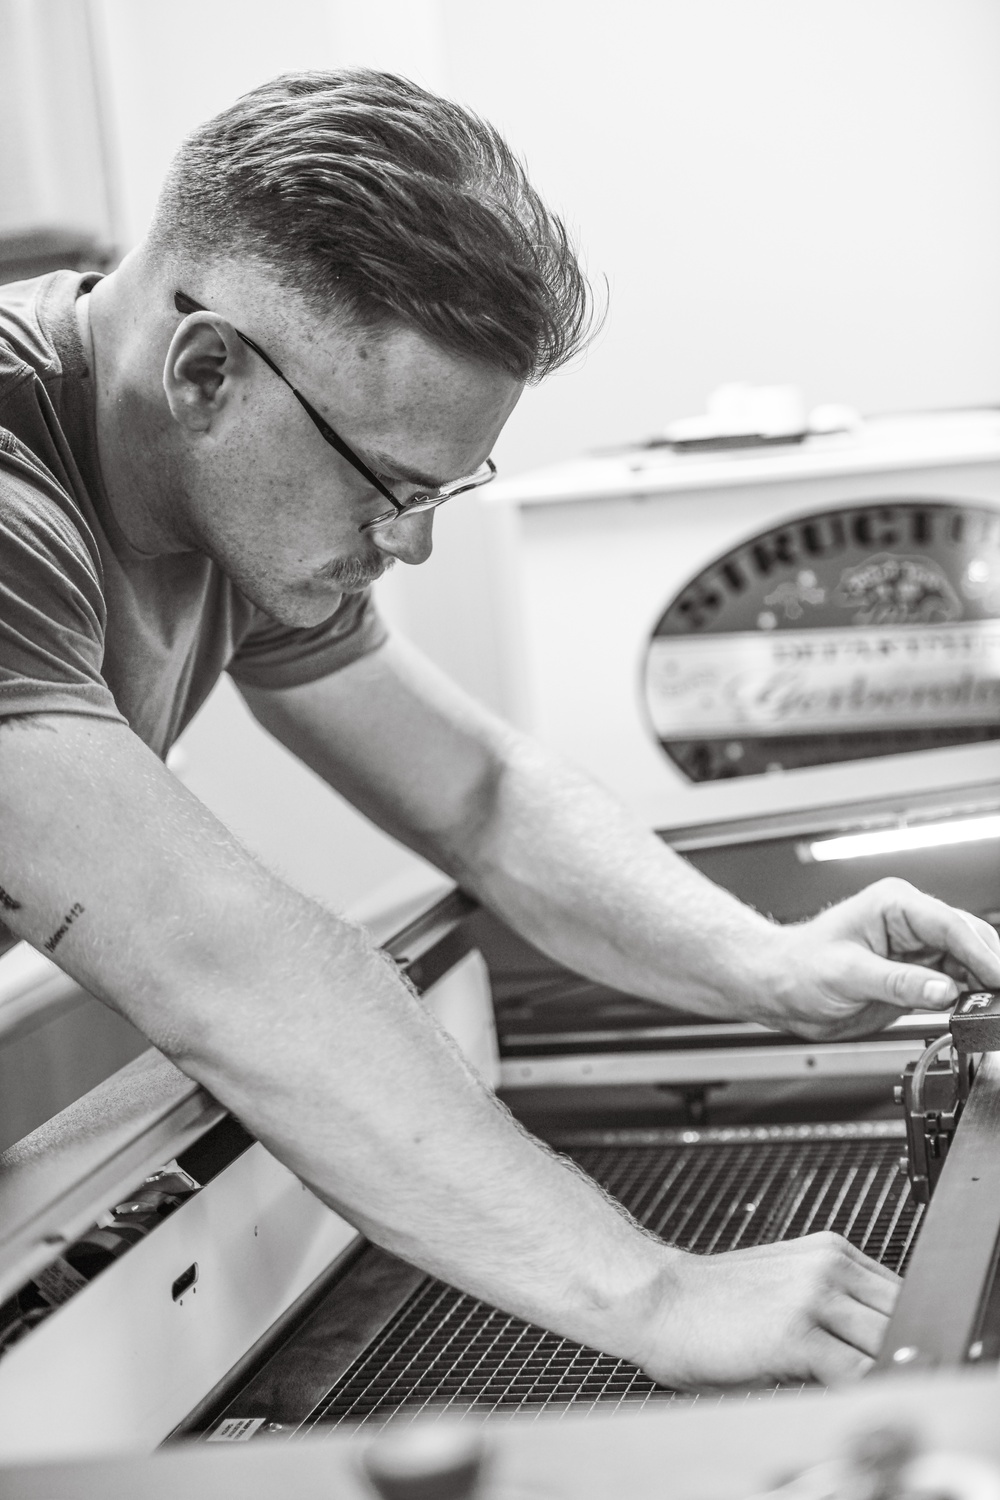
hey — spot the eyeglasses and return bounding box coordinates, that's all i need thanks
[173,292,496,532]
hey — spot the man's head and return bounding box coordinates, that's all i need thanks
[100,70,595,624]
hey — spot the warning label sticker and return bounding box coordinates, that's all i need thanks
[207,1417,266,1443]
[33,1257,88,1307]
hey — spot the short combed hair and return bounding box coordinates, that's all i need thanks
[154,69,597,382]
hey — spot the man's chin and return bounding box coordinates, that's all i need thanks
[245,559,393,626]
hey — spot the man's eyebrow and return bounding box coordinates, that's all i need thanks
[367,449,447,490]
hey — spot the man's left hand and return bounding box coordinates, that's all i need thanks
[754,878,1000,1040]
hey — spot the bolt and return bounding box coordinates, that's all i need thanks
[892,1346,918,1364]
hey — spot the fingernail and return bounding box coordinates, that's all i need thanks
[923,979,955,1005]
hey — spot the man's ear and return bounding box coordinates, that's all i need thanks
[163,314,245,433]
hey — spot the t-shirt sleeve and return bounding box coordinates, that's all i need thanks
[0,439,125,725]
[227,587,389,690]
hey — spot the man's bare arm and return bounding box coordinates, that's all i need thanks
[241,636,1000,1038]
[0,713,672,1339]
[0,712,897,1386]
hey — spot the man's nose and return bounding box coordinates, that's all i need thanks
[370,508,435,566]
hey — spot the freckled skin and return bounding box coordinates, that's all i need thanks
[82,251,523,627]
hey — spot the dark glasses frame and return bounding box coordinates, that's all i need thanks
[173,291,496,532]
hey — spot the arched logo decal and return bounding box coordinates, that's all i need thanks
[642,501,1000,781]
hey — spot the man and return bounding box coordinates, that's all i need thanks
[1,69,997,1392]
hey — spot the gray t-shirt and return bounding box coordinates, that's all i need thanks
[0,270,387,757]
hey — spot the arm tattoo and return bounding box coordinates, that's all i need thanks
[44,903,85,954]
[0,884,22,913]
[0,715,57,735]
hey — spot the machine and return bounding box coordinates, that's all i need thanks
[0,785,998,1465]
[454,406,1000,833]
[0,411,998,1481]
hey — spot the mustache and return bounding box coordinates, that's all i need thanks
[319,553,395,590]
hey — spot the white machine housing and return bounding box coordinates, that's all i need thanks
[451,410,1000,829]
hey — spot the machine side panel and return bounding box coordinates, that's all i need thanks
[0,1143,360,1463]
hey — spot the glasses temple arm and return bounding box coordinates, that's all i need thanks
[173,291,398,507]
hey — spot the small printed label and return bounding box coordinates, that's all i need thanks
[960,992,999,1013]
[207,1417,266,1443]
[34,1257,88,1307]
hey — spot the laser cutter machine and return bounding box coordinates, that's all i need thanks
[0,409,998,1474]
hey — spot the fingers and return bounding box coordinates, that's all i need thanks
[748,1231,900,1291]
[787,1232,899,1324]
[877,959,958,1010]
[804,1325,875,1385]
[839,1258,900,1319]
[973,912,1000,957]
[819,1292,889,1360]
[836,1237,902,1296]
[875,882,1000,989]
[804,1239,898,1374]
[643,1232,897,1388]
[825,944,958,1011]
[788,884,1000,1033]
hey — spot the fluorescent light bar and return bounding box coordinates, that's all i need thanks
[806,814,1000,863]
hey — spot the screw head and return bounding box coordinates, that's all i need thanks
[892,1346,918,1364]
[968,1341,984,1361]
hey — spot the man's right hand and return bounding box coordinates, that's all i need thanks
[636,1232,899,1388]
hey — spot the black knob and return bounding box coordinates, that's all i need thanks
[363,1420,487,1500]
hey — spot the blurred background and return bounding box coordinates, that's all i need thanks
[2,0,999,919]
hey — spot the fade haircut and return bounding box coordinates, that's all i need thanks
[152,69,597,382]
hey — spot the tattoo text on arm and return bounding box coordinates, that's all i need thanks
[0,884,22,913]
[44,903,85,954]
[0,715,57,736]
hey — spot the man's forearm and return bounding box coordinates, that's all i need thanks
[441,734,783,1021]
[0,715,669,1368]
[239,649,779,1023]
[155,880,670,1361]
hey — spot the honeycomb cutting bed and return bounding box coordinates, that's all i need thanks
[196,1123,919,1438]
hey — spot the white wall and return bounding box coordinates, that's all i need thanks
[0,0,111,238]
[444,0,1000,476]
[84,0,1000,913]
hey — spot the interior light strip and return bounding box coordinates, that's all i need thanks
[805,814,1000,863]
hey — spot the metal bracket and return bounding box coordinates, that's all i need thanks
[896,1043,969,1205]
[877,1048,1000,1371]
[895,992,1000,1206]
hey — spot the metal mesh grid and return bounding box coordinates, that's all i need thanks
[300,1125,918,1433]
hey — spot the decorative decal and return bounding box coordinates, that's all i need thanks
[642,502,1000,781]
[832,554,960,625]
